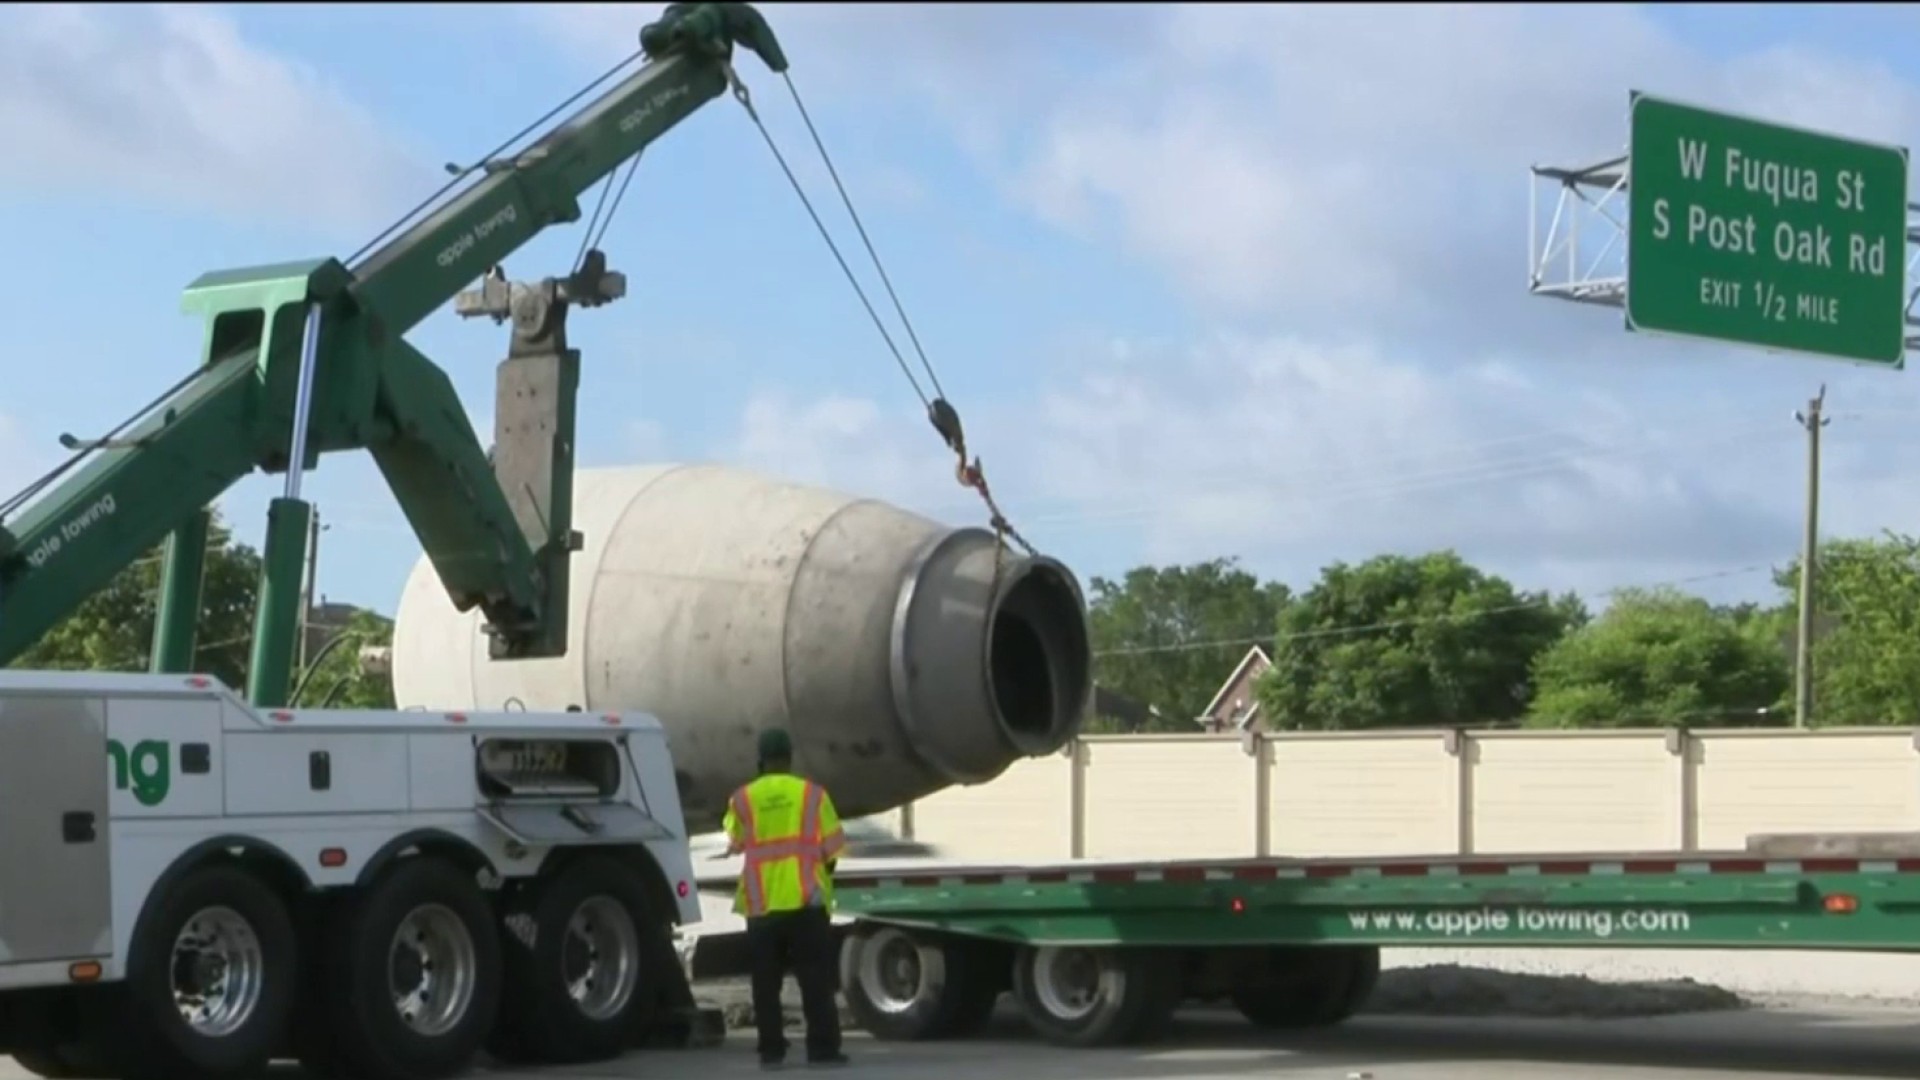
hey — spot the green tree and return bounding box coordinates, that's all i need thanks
[1776,533,1920,726]
[1258,550,1583,731]
[290,609,395,709]
[1526,587,1789,729]
[13,514,261,688]
[1087,558,1290,731]
[9,511,398,708]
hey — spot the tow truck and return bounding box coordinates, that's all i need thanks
[0,5,792,1079]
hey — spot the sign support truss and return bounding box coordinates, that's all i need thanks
[1528,152,1920,351]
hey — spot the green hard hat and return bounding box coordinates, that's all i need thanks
[757,728,794,761]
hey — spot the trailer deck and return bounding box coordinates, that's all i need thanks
[832,845,1920,950]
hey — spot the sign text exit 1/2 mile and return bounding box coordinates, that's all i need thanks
[1626,91,1910,368]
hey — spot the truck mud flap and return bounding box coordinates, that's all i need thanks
[479,802,674,846]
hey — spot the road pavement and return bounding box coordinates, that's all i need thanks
[9,1003,1920,1079]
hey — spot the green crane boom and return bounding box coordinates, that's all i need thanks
[0,2,789,707]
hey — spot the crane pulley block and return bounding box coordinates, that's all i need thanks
[454,249,626,359]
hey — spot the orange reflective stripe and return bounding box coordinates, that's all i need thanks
[796,782,825,906]
[729,789,771,916]
[810,781,845,861]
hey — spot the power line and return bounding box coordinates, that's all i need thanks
[1092,562,1773,658]
[1025,420,1791,530]
[271,407,1920,542]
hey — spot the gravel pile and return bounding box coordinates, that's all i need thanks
[1383,946,1920,1007]
[694,962,1750,1032]
[1362,963,1749,1019]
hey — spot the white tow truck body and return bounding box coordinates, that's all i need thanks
[0,669,701,993]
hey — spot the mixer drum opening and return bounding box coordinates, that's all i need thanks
[989,559,1091,752]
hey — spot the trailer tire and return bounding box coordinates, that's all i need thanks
[1010,944,1167,1048]
[1231,945,1380,1030]
[112,863,299,1080]
[488,854,659,1065]
[319,857,503,1080]
[839,925,1002,1041]
[1119,949,1185,1045]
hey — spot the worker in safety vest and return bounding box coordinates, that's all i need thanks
[723,728,849,1070]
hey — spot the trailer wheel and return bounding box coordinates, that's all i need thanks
[320,857,503,1080]
[838,925,1002,1041]
[1230,945,1380,1030]
[112,863,299,1080]
[1010,944,1167,1048]
[1119,948,1186,1045]
[488,854,659,1064]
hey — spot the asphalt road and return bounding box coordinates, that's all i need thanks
[11,1003,1920,1079]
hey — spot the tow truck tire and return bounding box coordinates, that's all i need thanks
[839,925,1003,1041]
[113,863,300,1080]
[488,854,659,1065]
[1230,945,1380,1030]
[10,1044,112,1080]
[1010,944,1169,1048]
[318,857,503,1080]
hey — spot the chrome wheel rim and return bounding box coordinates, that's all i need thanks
[388,903,478,1036]
[858,928,933,1014]
[1032,946,1103,1021]
[170,906,265,1037]
[564,895,641,1021]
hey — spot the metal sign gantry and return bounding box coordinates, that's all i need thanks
[1528,153,1920,356]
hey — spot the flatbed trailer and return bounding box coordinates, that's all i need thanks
[690,845,1920,1049]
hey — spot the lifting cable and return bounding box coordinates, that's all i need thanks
[347,49,648,270]
[0,54,655,527]
[716,62,1041,568]
[575,150,646,274]
[0,365,206,525]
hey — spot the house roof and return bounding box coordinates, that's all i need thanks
[1197,644,1273,721]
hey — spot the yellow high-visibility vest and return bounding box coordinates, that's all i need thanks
[722,772,846,917]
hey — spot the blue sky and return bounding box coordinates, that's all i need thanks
[4,2,1920,625]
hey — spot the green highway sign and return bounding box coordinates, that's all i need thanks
[1626,91,1910,368]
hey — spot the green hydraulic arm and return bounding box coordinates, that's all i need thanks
[0,3,789,707]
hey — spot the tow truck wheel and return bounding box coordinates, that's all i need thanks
[838,925,1003,1041]
[488,854,659,1065]
[1230,945,1380,1030]
[319,857,503,1080]
[1010,944,1168,1048]
[113,863,299,1080]
[10,1043,112,1080]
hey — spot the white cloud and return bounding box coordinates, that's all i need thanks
[540,3,1920,345]
[0,4,431,230]
[705,333,1840,598]
[551,4,1920,599]
[727,391,956,507]
[1006,5,1920,335]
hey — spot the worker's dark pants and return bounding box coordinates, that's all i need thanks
[747,905,842,1061]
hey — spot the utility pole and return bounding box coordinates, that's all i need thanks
[1792,386,1830,729]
